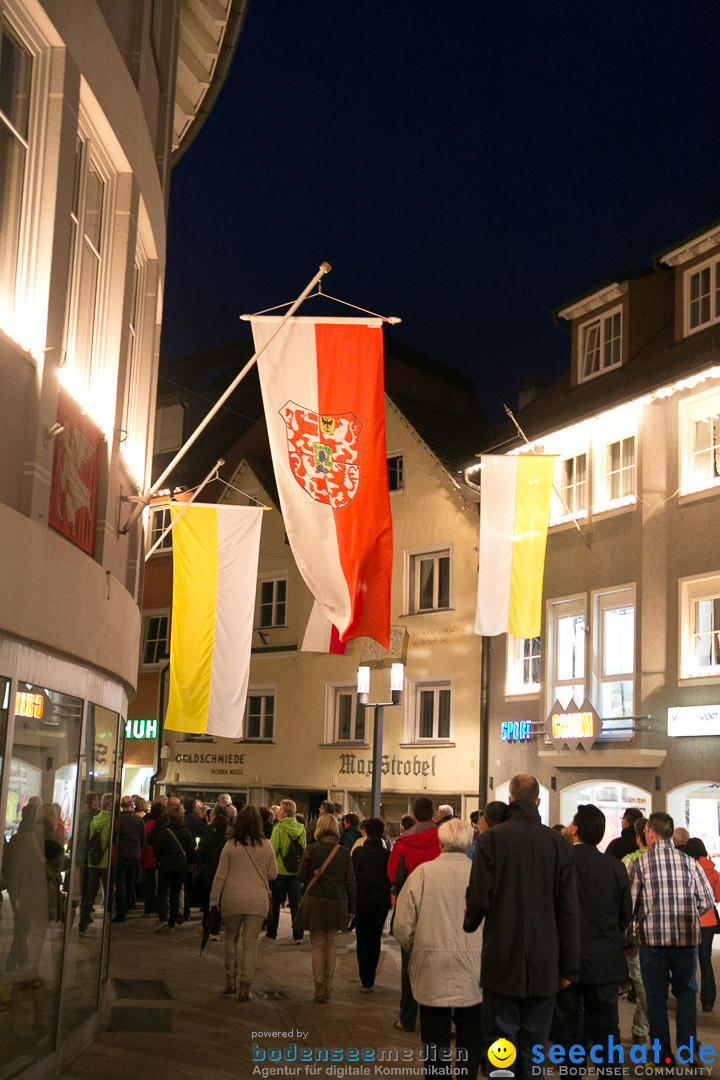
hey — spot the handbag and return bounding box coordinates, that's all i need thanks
[292,843,341,935]
[245,845,273,928]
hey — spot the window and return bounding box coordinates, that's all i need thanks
[413,680,452,741]
[327,685,366,743]
[679,387,720,496]
[147,506,172,553]
[407,547,451,613]
[605,437,635,501]
[506,635,541,696]
[257,575,287,628]
[548,596,586,709]
[121,240,147,477]
[686,257,720,333]
[680,573,720,680]
[594,588,635,737]
[579,308,622,381]
[388,454,404,491]
[555,453,588,520]
[0,18,32,311]
[141,612,169,666]
[153,403,183,454]
[244,692,274,741]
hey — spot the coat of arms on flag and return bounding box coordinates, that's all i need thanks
[280,402,361,508]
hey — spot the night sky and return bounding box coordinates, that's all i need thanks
[161,1,720,424]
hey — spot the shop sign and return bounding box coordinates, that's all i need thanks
[124,719,158,740]
[339,752,436,778]
[15,691,44,718]
[546,698,602,751]
[501,720,533,742]
[667,705,720,738]
[175,752,245,765]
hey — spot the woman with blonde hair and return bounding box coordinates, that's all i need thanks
[210,804,277,1000]
[296,813,356,1003]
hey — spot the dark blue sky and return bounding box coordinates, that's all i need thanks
[161,1,720,423]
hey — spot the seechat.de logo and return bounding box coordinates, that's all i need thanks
[488,1038,517,1077]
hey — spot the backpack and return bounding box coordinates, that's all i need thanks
[87,826,107,866]
[282,835,304,874]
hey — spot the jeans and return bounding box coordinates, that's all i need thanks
[698,927,716,1010]
[157,868,186,927]
[268,874,302,939]
[142,867,157,914]
[419,1002,483,1080]
[79,866,107,931]
[355,905,388,988]
[482,990,555,1080]
[114,857,139,920]
[223,913,265,982]
[399,945,418,1030]
[639,944,698,1059]
[626,946,649,1036]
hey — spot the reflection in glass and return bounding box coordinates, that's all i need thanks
[0,685,82,1074]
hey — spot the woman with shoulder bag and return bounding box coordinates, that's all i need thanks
[296,813,356,1004]
[152,804,196,931]
[209,805,277,1000]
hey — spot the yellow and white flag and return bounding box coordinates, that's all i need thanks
[475,455,555,639]
[164,504,263,738]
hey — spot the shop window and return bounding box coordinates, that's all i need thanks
[243,692,275,741]
[387,454,404,491]
[141,611,169,667]
[257,575,287,629]
[667,782,720,858]
[147,506,172,553]
[326,684,366,743]
[495,779,550,825]
[679,571,720,680]
[560,780,651,852]
[505,635,541,696]
[578,308,622,381]
[409,678,453,742]
[406,546,451,614]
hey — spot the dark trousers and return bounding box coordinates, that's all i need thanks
[698,926,716,1010]
[142,867,157,914]
[552,982,621,1075]
[355,905,388,988]
[482,990,555,1080]
[639,944,698,1059]
[157,868,186,927]
[268,874,302,939]
[419,1002,483,1080]
[399,945,418,1030]
[114,857,139,920]
[79,866,107,931]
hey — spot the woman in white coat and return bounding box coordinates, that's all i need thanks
[393,819,483,1080]
[210,805,277,1000]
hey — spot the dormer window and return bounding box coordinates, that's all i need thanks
[579,308,622,381]
[686,257,720,334]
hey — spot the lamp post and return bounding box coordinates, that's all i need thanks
[357,663,404,819]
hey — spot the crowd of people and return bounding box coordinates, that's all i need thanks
[13,779,718,1080]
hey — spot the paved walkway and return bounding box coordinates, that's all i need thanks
[59,909,720,1080]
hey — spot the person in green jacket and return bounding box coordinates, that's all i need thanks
[78,793,114,934]
[267,798,306,941]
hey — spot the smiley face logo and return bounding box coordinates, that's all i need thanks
[488,1038,517,1070]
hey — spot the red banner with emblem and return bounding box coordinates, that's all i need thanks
[48,389,103,555]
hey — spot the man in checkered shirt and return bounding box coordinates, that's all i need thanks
[628,811,715,1065]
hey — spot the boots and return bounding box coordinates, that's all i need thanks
[221,974,236,995]
[313,980,325,1004]
[238,980,251,1002]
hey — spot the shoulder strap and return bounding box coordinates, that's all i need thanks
[303,843,341,896]
[244,843,270,888]
[166,827,187,858]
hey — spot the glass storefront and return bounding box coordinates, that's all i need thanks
[495,779,550,825]
[560,779,651,852]
[667,781,720,866]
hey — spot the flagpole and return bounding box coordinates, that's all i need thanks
[121,261,332,534]
[144,458,225,561]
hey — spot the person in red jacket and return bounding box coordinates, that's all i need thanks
[683,837,720,1013]
[388,796,441,1032]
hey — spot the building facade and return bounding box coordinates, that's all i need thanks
[0,3,246,1077]
[137,342,488,827]
[474,221,720,855]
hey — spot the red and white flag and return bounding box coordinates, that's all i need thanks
[252,316,392,648]
[301,601,347,654]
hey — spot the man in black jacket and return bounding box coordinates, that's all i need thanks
[114,796,146,922]
[552,804,632,1069]
[464,774,579,1080]
[605,807,643,861]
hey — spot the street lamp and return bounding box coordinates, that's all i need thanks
[357,663,404,818]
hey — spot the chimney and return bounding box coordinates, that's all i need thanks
[518,373,546,410]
